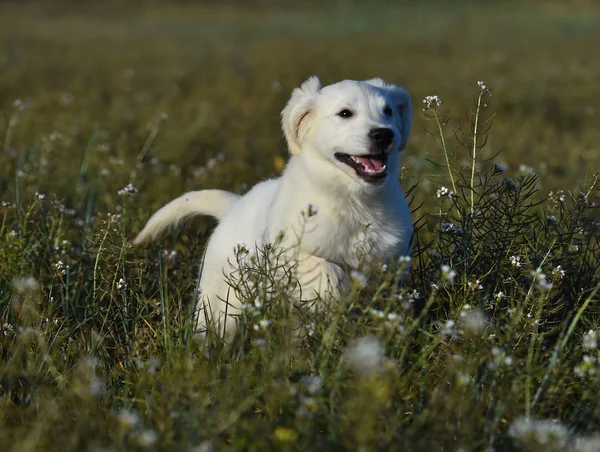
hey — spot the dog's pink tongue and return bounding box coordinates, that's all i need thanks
[354,156,384,170]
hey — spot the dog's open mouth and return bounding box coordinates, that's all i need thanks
[334,152,388,182]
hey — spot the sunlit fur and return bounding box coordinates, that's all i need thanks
[134,77,413,339]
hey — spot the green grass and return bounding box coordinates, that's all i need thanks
[1,1,600,450]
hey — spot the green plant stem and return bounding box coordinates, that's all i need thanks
[470,92,484,214]
[433,110,457,195]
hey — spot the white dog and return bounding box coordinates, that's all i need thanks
[133,77,413,339]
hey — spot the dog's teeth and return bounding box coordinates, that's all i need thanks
[350,156,365,168]
[363,164,386,174]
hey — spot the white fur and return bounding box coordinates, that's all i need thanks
[133,190,240,245]
[134,77,413,339]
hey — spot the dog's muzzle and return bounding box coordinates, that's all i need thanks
[334,152,388,183]
[369,127,394,151]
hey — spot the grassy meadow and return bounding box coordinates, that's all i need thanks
[1,1,600,450]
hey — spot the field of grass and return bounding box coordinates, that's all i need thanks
[1,1,600,450]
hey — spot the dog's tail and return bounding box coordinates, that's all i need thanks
[132,190,240,246]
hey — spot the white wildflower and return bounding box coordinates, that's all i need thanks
[436,186,454,199]
[548,190,567,209]
[270,80,282,91]
[449,353,464,363]
[116,278,127,290]
[108,213,122,223]
[296,395,318,418]
[582,330,598,350]
[88,376,105,396]
[531,268,553,290]
[305,321,316,337]
[519,164,535,175]
[509,255,522,268]
[344,336,383,377]
[134,356,160,375]
[397,289,420,303]
[441,264,456,283]
[97,143,110,153]
[17,326,36,340]
[508,417,569,448]
[572,434,600,452]
[457,372,471,386]
[461,309,487,334]
[477,81,492,96]
[55,260,66,275]
[13,98,26,111]
[494,291,507,301]
[398,255,411,264]
[551,265,565,280]
[301,376,323,395]
[117,183,138,197]
[253,318,272,331]
[387,312,400,322]
[137,429,158,448]
[190,441,214,452]
[349,269,368,288]
[161,249,178,263]
[2,323,15,336]
[108,156,124,166]
[369,309,385,319]
[423,95,443,110]
[467,279,483,291]
[258,319,271,329]
[487,347,514,370]
[574,355,598,378]
[116,409,140,430]
[12,276,40,295]
[437,319,458,338]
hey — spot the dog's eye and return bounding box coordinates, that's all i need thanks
[337,109,353,118]
[383,106,393,117]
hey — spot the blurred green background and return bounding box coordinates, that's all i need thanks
[0,0,599,221]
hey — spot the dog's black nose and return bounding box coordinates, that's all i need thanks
[369,128,394,149]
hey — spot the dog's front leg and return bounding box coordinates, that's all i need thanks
[294,251,350,302]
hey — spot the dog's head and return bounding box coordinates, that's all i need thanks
[281,76,412,186]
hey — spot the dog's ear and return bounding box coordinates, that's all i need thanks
[281,76,322,156]
[366,78,412,151]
